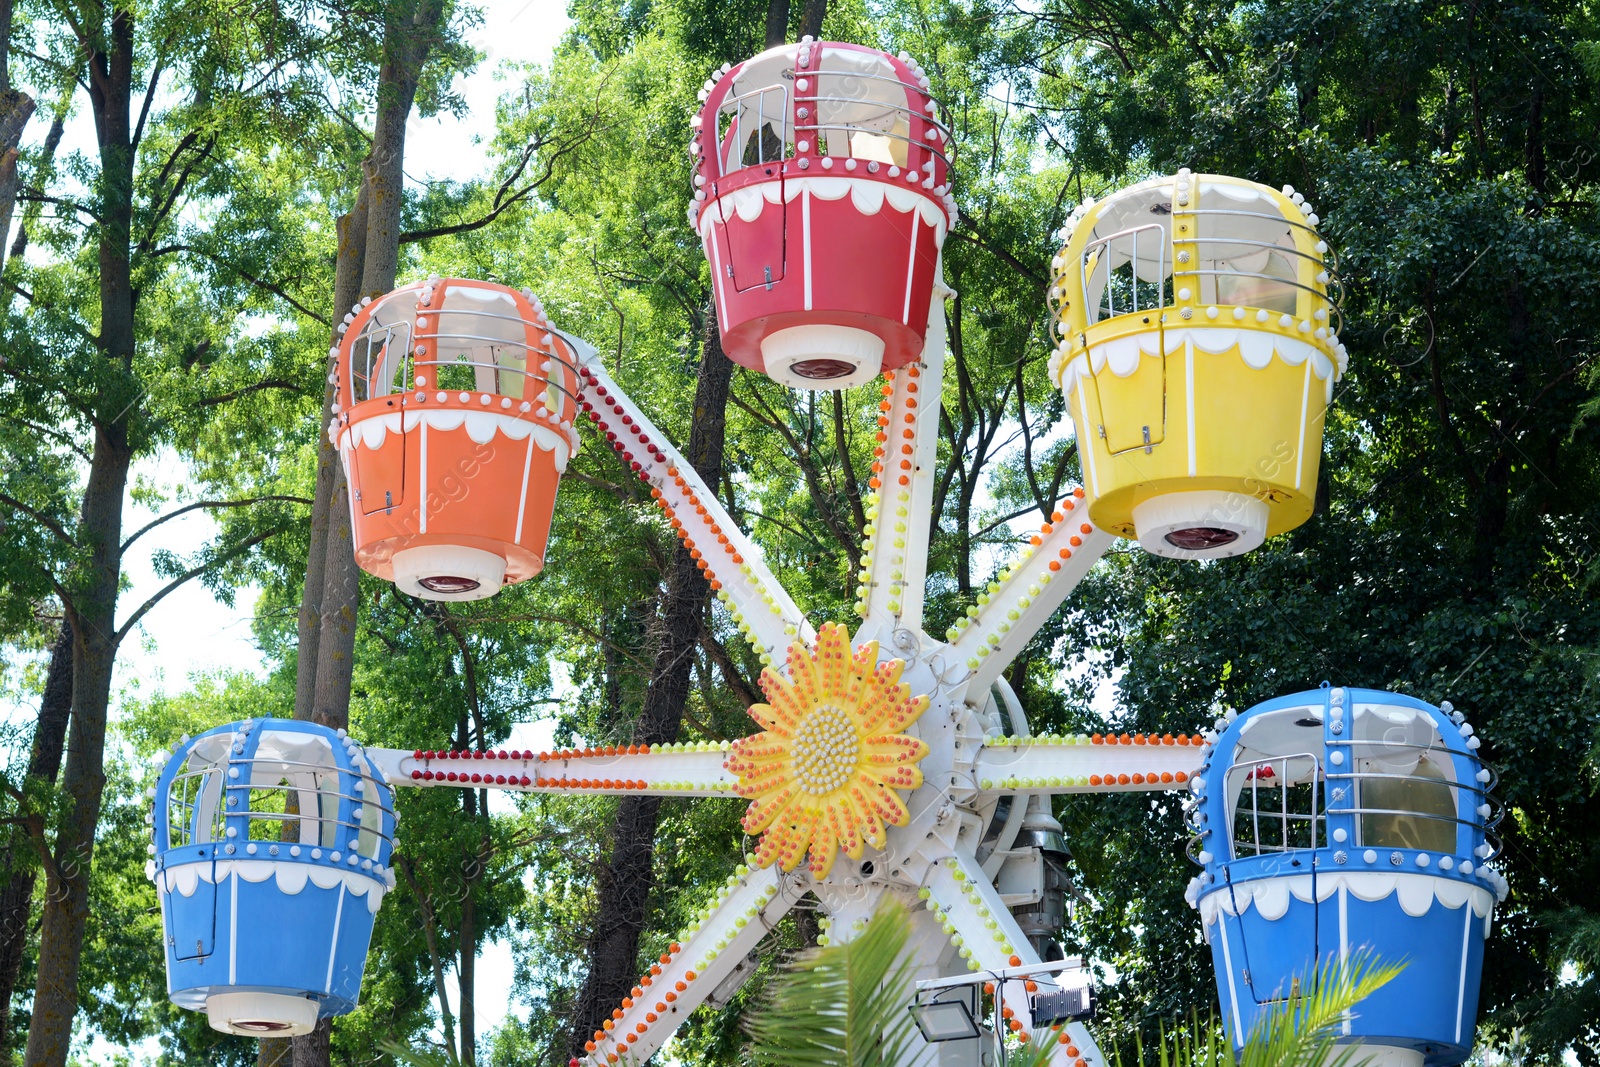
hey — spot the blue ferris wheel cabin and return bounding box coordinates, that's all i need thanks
[149,720,397,1036]
[1185,686,1507,1067]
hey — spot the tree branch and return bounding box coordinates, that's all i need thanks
[443,612,652,670]
[121,495,311,552]
[147,244,330,324]
[114,526,282,645]
[136,134,216,256]
[952,211,1047,290]
[698,618,760,709]
[0,491,74,546]
[399,106,608,246]
[131,58,164,152]
[831,390,866,536]
[194,378,311,408]
[16,190,97,223]
[13,417,90,461]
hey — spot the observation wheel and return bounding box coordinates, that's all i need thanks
[143,37,1509,1067]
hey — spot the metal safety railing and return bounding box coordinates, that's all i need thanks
[718,83,790,173]
[347,307,582,407]
[1070,201,1345,333]
[164,756,395,857]
[1170,206,1343,329]
[350,320,412,403]
[1081,222,1169,323]
[712,67,952,179]
[1323,737,1503,860]
[1227,753,1324,857]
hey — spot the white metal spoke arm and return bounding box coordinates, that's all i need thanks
[925,853,1105,1066]
[969,733,1203,796]
[855,282,948,641]
[366,744,741,797]
[578,865,799,1067]
[947,497,1116,699]
[566,334,815,668]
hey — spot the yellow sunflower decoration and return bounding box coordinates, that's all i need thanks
[727,622,930,878]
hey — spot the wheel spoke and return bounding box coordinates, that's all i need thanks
[855,277,948,640]
[367,744,742,796]
[947,498,1115,698]
[571,337,815,667]
[924,852,1107,1065]
[579,865,800,1067]
[969,732,1203,797]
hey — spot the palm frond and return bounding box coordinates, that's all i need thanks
[379,1036,462,1067]
[1071,950,1404,1067]
[1236,949,1404,1067]
[746,899,921,1067]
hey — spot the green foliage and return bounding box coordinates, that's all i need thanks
[5,0,1599,1063]
[1098,954,1401,1067]
[745,899,920,1067]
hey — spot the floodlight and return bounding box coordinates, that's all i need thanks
[909,993,981,1043]
[1032,985,1096,1026]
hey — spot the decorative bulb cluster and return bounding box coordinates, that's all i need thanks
[414,769,534,786]
[583,864,789,1062]
[994,731,1205,747]
[791,704,861,794]
[917,885,981,971]
[407,744,738,791]
[586,936,697,1065]
[936,858,1018,965]
[654,739,734,753]
[980,772,1188,790]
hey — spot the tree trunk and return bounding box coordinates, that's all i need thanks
[763,0,789,47]
[0,622,73,1049]
[5,95,65,272]
[24,424,134,1067]
[360,0,445,300]
[305,0,445,734]
[292,181,369,721]
[0,87,35,277]
[566,314,734,1060]
[287,4,447,1063]
[458,875,477,1067]
[0,0,35,277]
[796,0,826,40]
[263,176,370,1067]
[22,5,138,1061]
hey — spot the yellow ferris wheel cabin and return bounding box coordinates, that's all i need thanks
[1049,170,1347,559]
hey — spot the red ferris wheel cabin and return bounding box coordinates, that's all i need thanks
[690,40,956,389]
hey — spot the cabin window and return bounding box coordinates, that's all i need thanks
[1076,180,1330,326]
[1223,706,1327,859]
[711,48,945,180]
[166,746,226,848]
[1351,705,1458,854]
[1227,754,1323,857]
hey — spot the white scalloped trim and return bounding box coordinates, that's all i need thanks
[699,175,948,246]
[1053,328,1340,398]
[336,410,575,473]
[157,860,389,915]
[1196,871,1494,928]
